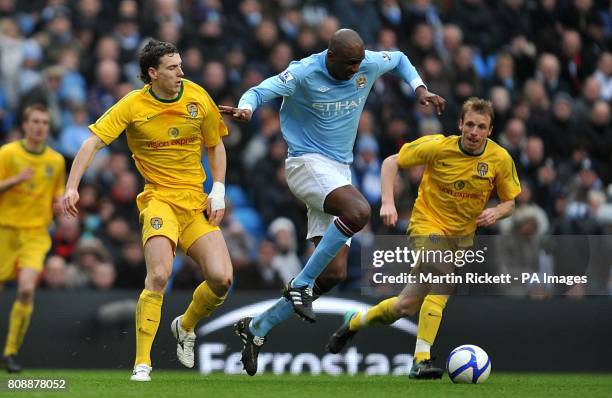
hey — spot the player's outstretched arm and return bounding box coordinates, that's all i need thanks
[380,154,400,227]
[205,141,227,226]
[476,199,515,227]
[62,134,106,217]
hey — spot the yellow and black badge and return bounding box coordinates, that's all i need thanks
[477,162,488,177]
[151,217,163,230]
[186,103,198,118]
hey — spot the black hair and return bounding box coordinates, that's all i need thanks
[138,39,178,84]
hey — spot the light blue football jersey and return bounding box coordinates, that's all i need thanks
[238,50,425,164]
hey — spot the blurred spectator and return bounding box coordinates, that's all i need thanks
[114,234,146,289]
[354,135,381,206]
[498,117,526,166]
[90,261,116,290]
[66,238,110,288]
[41,255,68,290]
[535,53,570,98]
[538,92,581,161]
[18,65,64,134]
[335,0,380,46]
[234,239,284,290]
[57,104,92,161]
[87,59,121,119]
[52,214,82,262]
[593,52,612,101]
[268,217,302,284]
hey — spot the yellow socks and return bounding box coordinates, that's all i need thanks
[3,301,33,357]
[348,297,399,332]
[414,295,449,362]
[135,289,163,367]
[180,282,226,332]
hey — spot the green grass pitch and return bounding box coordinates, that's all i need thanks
[2,370,611,397]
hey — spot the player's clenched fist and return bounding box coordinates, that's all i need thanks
[218,106,252,122]
[61,188,80,217]
[380,202,398,227]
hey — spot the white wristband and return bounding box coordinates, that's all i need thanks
[209,181,225,211]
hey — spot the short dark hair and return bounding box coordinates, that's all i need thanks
[460,97,494,126]
[138,39,178,84]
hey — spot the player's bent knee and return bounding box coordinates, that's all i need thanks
[208,272,232,293]
[148,267,170,290]
[340,202,371,232]
[17,287,34,303]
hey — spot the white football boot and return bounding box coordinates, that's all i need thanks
[130,364,152,381]
[171,315,196,368]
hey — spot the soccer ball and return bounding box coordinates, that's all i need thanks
[446,344,491,384]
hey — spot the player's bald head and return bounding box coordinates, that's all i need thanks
[329,29,364,53]
[326,29,365,80]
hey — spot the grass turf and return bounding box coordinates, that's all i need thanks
[1,371,611,397]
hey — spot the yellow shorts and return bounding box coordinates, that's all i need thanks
[408,226,472,275]
[0,225,51,282]
[136,185,219,253]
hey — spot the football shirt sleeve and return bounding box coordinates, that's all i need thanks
[371,50,425,91]
[53,156,66,198]
[396,134,444,168]
[495,154,522,201]
[238,60,304,112]
[0,147,7,180]
[88,92,134,145]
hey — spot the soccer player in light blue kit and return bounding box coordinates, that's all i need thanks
[220,29,445,376]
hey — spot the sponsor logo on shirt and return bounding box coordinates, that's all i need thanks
[382,52,391,62]
[311,96,367,116]
[454,180,465,190]
[168,127,179,138]
[318,86,331,92]
[147,136,199,150]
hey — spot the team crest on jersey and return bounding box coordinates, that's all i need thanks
[454,180,466,190]
[356,75,367,89]
[168,127,179,138]
[45,165,53,178]
[477,162,489,177]
[381,52,391,62]
[187,103,198,118]
[151,217,163,230]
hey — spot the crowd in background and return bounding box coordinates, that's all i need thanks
[0,0,610,296]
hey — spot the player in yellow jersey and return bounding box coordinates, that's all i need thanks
[326,98,521,378]
[0,104,66,373]
[61,40,233,382]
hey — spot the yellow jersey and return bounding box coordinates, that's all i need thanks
[397,134,521,237]
[0,140,65,228]
[90,79,228,191]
